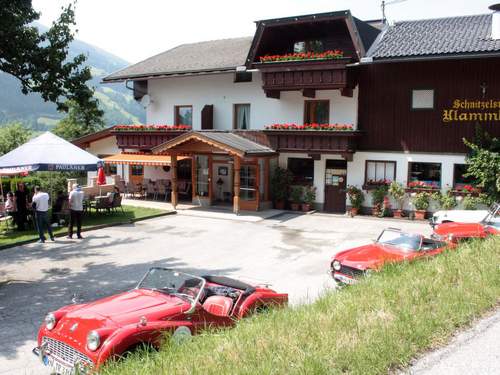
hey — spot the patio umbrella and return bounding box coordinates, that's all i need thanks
[97,166,106,196]
[0,131,101,173]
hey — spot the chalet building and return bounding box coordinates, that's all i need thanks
[76,6,500,213]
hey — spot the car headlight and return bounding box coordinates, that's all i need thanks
[332,260,341,271]
[45,313,56,330]
[86,330,100,351]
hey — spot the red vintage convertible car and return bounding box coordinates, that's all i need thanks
[33,268,287,374]
[433,203,500,242]
[330,228,454,285]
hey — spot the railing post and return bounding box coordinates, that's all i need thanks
[171,154,178,209]
[233,155,241,214]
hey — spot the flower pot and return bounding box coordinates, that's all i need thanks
[275,200,285,210]
[415,210,426,220]
[301,203,311,212]
[291,203,301,211]
[350,207,359,216]
[393,209,402,218]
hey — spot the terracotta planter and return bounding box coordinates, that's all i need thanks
[301,203,311,212]
[393,209,403,218]
[415,210,427,220]
[350,207,359,216]
[291,203,301,211]
[275,200,285,210]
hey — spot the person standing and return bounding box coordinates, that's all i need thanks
[14,182,28,230]
[32,186,54,243]
[5,191,17,224]
[68,184,84,239]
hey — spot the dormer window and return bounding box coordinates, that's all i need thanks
[294,40,324,54]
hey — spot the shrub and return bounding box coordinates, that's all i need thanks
[462,195,481,210]
[303,186,316,205]
[412,191,430,211]
[347,185,364,209]
[371,185,388,210]
[270,167,292,202]
[432,190,457,210]
[290,186,303,203]
[388,181,406,210]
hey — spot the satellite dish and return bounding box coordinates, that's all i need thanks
[140,94,153,108]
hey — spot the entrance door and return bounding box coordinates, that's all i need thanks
[193,155,212,206]
[324,160,347,213]
[129,164,144,186]
[239,163,259,211]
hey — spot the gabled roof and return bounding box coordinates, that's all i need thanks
[103,37,253,82]
[152,131,276,157]
[72,127,114,148]
[368,14,500,61]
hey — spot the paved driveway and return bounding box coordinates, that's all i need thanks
[0,212,430,375]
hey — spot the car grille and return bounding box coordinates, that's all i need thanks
[338,265,365,278]
[42,336,94,369]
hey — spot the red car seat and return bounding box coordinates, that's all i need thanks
[202,296,233,317]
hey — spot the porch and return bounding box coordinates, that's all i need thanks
[152,131,277,213]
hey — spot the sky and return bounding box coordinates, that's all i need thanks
[32,0,497,64]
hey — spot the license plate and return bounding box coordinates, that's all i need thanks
[334,273,357,285]
[45,355,74,375]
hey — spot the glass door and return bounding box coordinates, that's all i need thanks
[240,165,257,201]
[195,155,210,198]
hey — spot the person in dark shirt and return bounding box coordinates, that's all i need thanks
[14,182,28,231]
[51,190,67,224]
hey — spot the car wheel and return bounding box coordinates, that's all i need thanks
[171,326,192,345]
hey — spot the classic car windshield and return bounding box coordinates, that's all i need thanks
[377,229,422,251]
[137,268,204,302]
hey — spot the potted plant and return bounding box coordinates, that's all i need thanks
[412,192,430,220]
[432,190,457,211]
[271,167,292,209]
[346,185,364,216]
[388,181,406,218]
[302,186,316,212]
[371,185,388,216]
[290,186,303,211]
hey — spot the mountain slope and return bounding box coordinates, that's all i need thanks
[0,24,145,130]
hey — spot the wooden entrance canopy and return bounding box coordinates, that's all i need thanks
[152,131,276,213]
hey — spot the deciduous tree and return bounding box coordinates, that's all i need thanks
[0,122,32,155]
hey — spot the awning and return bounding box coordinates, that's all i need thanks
[103,153,186,166]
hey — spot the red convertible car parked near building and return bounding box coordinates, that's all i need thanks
[33,268,287,374]
[330,228,454,285]
[433,203,500,242]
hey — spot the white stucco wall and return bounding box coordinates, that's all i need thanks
[146,72,358,129]
[347,151,467,209]
[86,136,120,156]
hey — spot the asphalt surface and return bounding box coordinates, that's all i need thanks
[0,212,432,374]
[406,309,500,375]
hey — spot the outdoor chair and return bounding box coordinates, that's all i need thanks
[94,196,112,213]
[126,181,136,198]
[178,181,192,199]
[111,194,124,213]
[146,182,158,200]
[157,182,170,201]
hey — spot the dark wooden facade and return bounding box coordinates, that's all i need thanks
[357,57,500,154]
[112,130,188,151]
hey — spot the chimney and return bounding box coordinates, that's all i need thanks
[490,3,500,39]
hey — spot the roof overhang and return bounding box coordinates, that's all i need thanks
[152,131,276,157]
[355,52,500,65]
[102,67,238,83]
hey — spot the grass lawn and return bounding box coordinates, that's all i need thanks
[0,205,166,248]
[102,237,500,375]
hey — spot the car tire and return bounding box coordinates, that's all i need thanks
[171,326,192,345]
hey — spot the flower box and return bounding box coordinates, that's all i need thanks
[113,124,192,132]
[265,123,354,131]
[259,50,344,63]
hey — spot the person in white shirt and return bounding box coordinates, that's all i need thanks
[32,186,54,243]
[68,184,84,239]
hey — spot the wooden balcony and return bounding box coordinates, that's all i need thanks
[111,129,188,151]
[263,129,361,159]
[254,58,353,98]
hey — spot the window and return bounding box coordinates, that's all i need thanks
[234,71,252,83]
[304,100,329,124]
[105,164,117,176]
[131,165,143,176]
[175,105,193,126]
[408,162,441,188]
[288,158,314,185]
[365,161,396,185]
[240,165,257,201]
[453,164,475,189]
[411,89,434,109]
[234,104,250,129]
[294,40,324,53]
